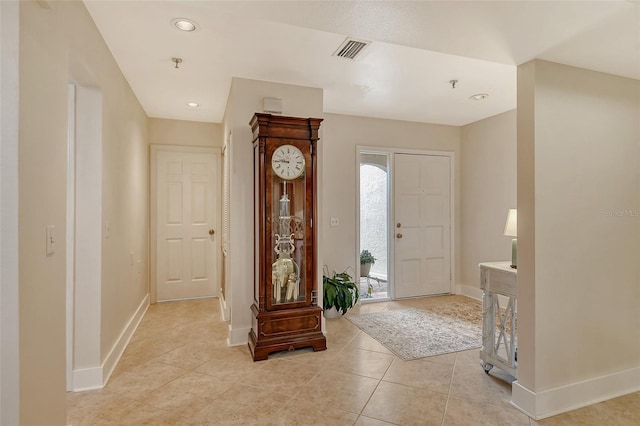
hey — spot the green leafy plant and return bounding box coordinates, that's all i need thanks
[323,269,359,315]
[360,250,376,265]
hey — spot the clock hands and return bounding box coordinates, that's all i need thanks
[272,145,305,179]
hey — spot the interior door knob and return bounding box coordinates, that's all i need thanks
[209,229,215,236]
[396,233,403,239]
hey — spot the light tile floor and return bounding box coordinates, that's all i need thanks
[67,296,639,425]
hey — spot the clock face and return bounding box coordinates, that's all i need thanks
[271,145,305,180]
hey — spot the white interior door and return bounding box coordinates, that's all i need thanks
[156,149,219,301]
[394,153,451,298]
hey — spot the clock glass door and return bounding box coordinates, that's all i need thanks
[269,167,307,308]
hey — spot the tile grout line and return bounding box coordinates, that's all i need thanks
[352,348,399,425]
[441,351,459,426]
[353,378,384,425]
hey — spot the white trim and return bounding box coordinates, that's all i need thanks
[456,284,483,301]
[73,86,103,384]
[227,325,250,346]
[219,291,230,321]
[388,153,395,300]
[511,366,640,420]
[66,83,76,392]
[221,133,232,323]
[355,150,359,292]
[356,149,393,299]
[0,1,20,422]
[149,145,158,303]
[71,367,103,393]
[150,145,219,155]
[72,293,149,392]
[157,295,214,303]
[101,293,149,386]
[457,284,514,314]
[511,381,537,417]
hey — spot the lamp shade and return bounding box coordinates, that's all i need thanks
[504,209,517,237]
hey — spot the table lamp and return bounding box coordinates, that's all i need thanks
[504,209,517,268]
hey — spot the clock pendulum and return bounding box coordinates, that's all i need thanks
[272,183,299,303]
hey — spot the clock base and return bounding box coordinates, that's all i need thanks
[248,303,327,361]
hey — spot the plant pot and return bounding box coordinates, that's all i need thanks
[360,263,372,277]
[323,306,341,319]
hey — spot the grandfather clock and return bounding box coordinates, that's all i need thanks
[248,113,327,361]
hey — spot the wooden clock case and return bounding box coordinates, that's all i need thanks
[248,113,327,361]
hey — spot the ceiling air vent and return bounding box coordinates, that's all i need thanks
[333,38,370,60]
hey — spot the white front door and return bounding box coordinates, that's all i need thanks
[394,153,451,298]
[155,148,220,301]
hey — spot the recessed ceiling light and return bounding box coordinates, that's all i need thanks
[469,94,489,101]
[171,18,198,32]
[186,102,199,108]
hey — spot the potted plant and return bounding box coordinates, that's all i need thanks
[360,250,376,277]
[322,268,359,318]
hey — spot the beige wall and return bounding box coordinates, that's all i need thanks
[515,60,640,416]
[460,110,517,291]
[18,1,149,423]
[321,113,461,284]
[516,59,537,395]
[223,78,324,344]
[149,118,223,148]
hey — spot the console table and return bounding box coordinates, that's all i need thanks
[479,261,517,377]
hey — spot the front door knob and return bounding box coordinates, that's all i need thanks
[209,229,215,236]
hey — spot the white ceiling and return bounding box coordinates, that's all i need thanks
[84,1,639,126]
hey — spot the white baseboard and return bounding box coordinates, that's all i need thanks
[219,290,230,321]
[72,366,104,392]
[456,284,482,301]
[511,366,640,420]
[102,293,149,385]
[227,324,250,347]
[457,283,514,312]
[72,293,150,392]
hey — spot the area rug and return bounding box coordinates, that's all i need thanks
[346,307,482,360]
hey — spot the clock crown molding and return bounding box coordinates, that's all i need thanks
[250,113,323,142]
